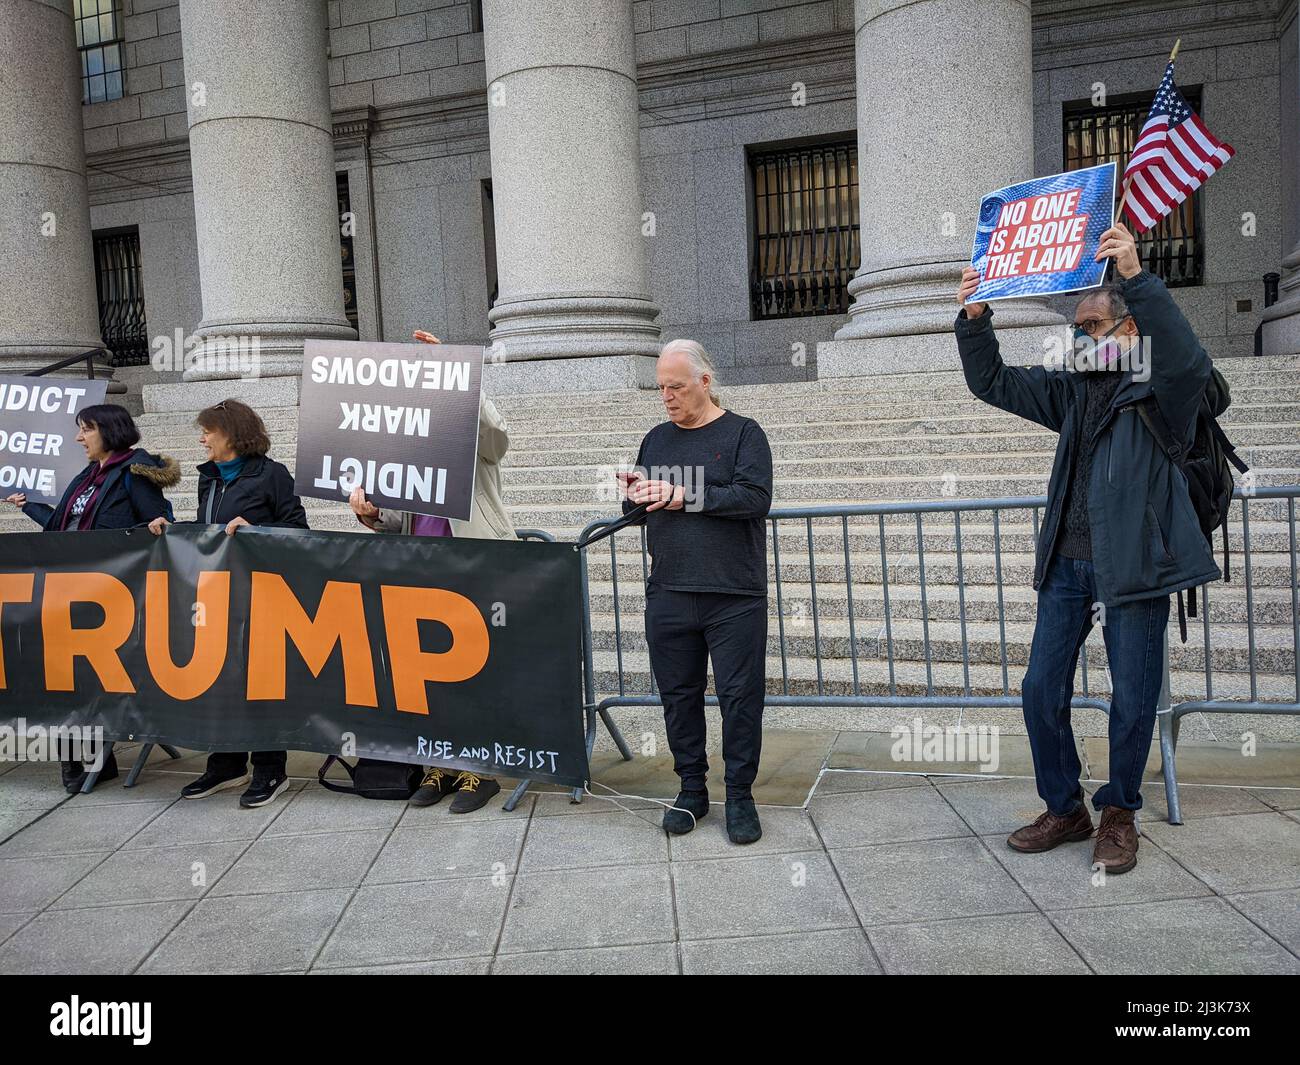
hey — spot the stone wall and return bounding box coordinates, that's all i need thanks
[76,0,1290,394]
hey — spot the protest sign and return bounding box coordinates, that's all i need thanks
[0,526,588,787]
[0,377,109,505]
[970,162,1116,302]
[295,340,484,521]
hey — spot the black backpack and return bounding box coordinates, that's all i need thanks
[317,755,424,800]
[1136,363,1249,641]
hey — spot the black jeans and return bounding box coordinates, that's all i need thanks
[644,585,767,800]
[207,751,287,779]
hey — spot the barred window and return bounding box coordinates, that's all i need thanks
[76,0,125,105]
[748,140,860,320]
[1063,90,1204,287]
[92,227,148,367]
[337,172,358,331]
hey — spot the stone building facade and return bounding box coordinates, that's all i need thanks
[2,0,1297,406]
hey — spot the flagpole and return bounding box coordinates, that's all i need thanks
[1116,37,1181,223]
[1110,37,1182,282]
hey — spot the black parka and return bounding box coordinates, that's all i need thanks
[193,454,308,529]
[954,270,1223,607]
[22,450,179,531]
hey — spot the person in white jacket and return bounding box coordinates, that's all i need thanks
[349,330,516,812]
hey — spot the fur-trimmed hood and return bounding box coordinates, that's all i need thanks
[127,451,181,488]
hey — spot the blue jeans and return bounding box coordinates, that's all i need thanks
[1022,555,1170,815]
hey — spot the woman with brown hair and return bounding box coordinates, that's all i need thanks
[149,398,307,808]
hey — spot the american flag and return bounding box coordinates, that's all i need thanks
[1122,61,1234,232]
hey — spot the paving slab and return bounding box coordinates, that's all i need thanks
[500,864,674,953]
[0,900,190,975]
[312,957,491,974]
[810,768,931,796]
[0,852,111,912]
[0,912,34,947]
[65,772,195,807]
[1225,888,1300,954]
[493,942,679,974]
[668,806,821,861]
[985,831,1212,911]
[318,877,508,967]
[831,837,1036,927]
[680,928,880,975]
[1050,897,1300,975]
[519,810,666,872]
[809,786,972,848]
[1141,811,1300,893]
[123,793,294,848]
[672,851,858,940]
[935,776,1054,835]
[365,820,526,883]
[211,830,388,896]
[0,801,170,857]
[140,888,352,974]
[869,913,1091,975]
[52,841,247,909]
[263,784,405,836]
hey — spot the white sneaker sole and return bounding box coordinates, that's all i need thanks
[182,773,250,799]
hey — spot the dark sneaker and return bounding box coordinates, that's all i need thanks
[409,767,457,807]
[181,768,249,800]
[240,772,291,809]
[1092,806,1139,874]
[1007,804,1094,853]
[449,772,500,814]
[663,789,710,835]
[725,797,762,845]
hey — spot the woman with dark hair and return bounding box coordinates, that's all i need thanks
[149,398,307,808]
[3,403,179,793]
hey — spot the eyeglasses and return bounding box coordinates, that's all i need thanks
[1074,314,1130,337]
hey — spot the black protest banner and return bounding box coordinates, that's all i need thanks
[0,526,588,786]
[295,340,484,521]
[0,376,109,505]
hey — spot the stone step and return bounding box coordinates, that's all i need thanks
[584,647,1300,730]
[583,580,1300,627]
[578,548,1300,589]
[584,612,1299,675]
[498,423,1300,466]
[489,359,1300,416]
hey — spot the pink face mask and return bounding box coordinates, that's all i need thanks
[1071,319,1128,371]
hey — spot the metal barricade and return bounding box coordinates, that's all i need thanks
[555,486,1300,824]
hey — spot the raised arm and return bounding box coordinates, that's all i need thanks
[955,266,1071,433]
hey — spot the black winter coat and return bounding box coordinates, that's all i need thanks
[22,451,179,531]
[192,454,308,529]
[954,270,1222,607]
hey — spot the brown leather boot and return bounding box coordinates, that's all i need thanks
[1007,804,1094,853]
[1092,806,1139,874]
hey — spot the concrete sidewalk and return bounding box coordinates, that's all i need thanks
[1,732,1297,975]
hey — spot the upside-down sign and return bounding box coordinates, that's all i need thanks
[970,162,1116,302]
[0,527,588,786]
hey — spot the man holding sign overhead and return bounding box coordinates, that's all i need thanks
[954,219,1221,877]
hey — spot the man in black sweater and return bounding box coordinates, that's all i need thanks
[617,339,773,844]
[955,223,1218,875]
